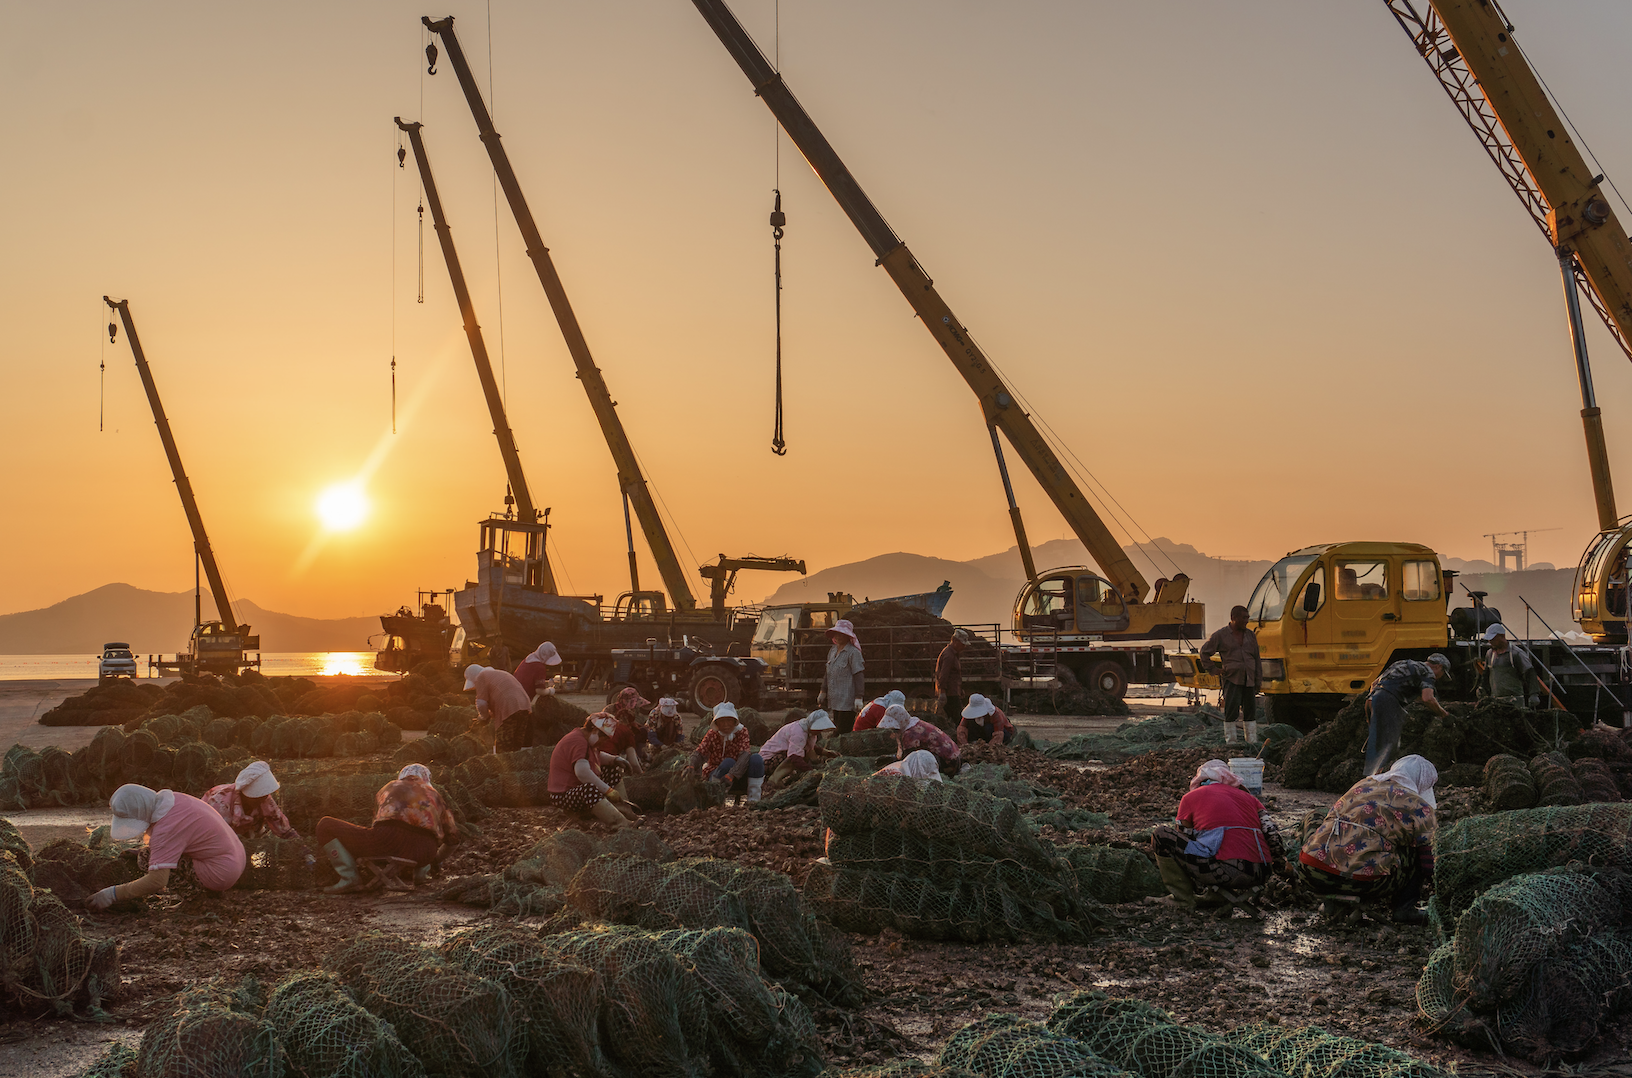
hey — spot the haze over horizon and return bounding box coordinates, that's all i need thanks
[4,1,1630,621]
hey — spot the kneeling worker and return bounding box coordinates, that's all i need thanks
[317,764,461,894]
[549,714,639,826]
[90,784,247,909]
[1298,755,1437,924]
[957,694,1015,748]
[1151,760,1282,916]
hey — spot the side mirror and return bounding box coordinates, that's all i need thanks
[1302,583,1321,613]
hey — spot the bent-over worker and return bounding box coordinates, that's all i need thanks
[317,764,461,894]
[1151,760,1282,916]
[603,693,652,775]
[648,697,686,749]
[512,641,562,699]
[817,620,865,734]
[957,694,1015,747]
[854,690,907,732]
[936,630,972,725]
[684,703,765,802]
[1298,755,1437,925]
[548,714,638,826]
[877,704,960,775]
[203,761,301,843]
[89,784,247,909]
[875,749,944,783]
[466,663,535,753]
[1200,605,1261,744]
[1482,624,1539,706]
[761,709,837,788]
[1365,656,1450,775]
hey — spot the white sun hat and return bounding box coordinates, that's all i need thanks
[826,620,860,648]
[234,761,279,798]
[529,641,562,666]
[712,701,739,722]
[961,694,996,720]
[463,664,486,690]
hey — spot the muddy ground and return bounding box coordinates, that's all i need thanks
[0,701,1622,1077]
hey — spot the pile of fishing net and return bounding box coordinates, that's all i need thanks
[1430,802,1632,922]
[936,1012,1133,1078]
[449,744,554,808]
[1059,845,1166,904]
[1008,683,1130,718]
[37,678,163,728]
[1280,696,1585,794]
[1043,712,1300,766]
[0,839,120,1018]
[559,852,865,1004]
[1225,1021,1447,1078]
[1415,867,1632,1059]
[805,772,1103,941]
[439,826,675,917]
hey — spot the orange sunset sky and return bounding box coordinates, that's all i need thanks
[4,1,1632,621]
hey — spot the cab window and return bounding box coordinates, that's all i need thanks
[1076,577,1116,606]
[1292,563,1326,620]
[1402,561,1440,601]
[1025,578,1071,617]
[1335,560,1388,600]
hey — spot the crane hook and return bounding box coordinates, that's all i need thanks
[426,42,438,75]
[108,321,117,344]
[397,145,407,168]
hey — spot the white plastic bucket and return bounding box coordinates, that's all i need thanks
[1228,757,1264,794]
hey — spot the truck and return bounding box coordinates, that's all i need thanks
[1172,541,1632,730]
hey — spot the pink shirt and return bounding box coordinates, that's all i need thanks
[512,659,552,697]
[148,793,247,891]
[761,720,812,759]
[473,667,532,726]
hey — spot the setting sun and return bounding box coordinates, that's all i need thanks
[315,483,369,532]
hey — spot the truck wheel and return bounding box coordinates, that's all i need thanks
[1084,661,1128,700]
[689,666,741,715]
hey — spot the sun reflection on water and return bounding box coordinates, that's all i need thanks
[320,654,367,676]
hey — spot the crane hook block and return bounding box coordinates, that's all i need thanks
[769,209,786,228]
[426,42,438,75]
[397,145,407,168]
[108,321,117,343]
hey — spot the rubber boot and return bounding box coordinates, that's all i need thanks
[1224,722,1242,745]
[1245,721,1259,745]
[322,840,362,895]
[414,865,431,887]
[1155,855,1196,909]
[746,777,764,803]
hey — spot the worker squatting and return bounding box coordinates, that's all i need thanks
[88,618,1444,928]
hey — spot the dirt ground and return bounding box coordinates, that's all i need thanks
[0,687,1619,1077]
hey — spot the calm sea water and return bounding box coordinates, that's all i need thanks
[0,653,393,680]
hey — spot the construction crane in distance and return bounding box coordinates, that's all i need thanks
[686,0,1201,646]
[1481,528,1560,573]
[1386,1,1632,640]
[103,297,260,674]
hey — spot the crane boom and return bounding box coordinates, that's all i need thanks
[104,297,242,636]
[395,117,557,593]
[423,16,700,613]
[687,0,1160,610]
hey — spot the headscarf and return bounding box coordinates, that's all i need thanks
[110,784,175,841]
[882,690,906,709]
[1189,759,1244,791]
[463,664,487,690]
[800,709,836,733]
[609,686,652,725]
[896,750,943,782]
[587,712,619,738]
[655,698,679,716]
[397,764,432,783]
[877,704,919,731]
[1373,754,1439,808]
[527,641,562,666]
[234,761,279,798]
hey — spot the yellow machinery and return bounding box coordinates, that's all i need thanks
[1387,2,1632,640]
[1171,542,1451,727]
[688,0,1201,645]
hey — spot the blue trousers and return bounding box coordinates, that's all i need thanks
[1365,691,1406,776]
[710,754,764,786]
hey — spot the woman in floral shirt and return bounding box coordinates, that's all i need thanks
[202,761,302,842]
[315,764,460,894]
[876,704,960,775]
[1298,755,1437,924]
[684,703,765,802]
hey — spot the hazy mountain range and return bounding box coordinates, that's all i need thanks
[0,584,382,655]
[0,541,1577,655]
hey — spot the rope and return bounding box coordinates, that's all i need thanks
[393,126,402,434]
[770,188,786,455]
[487,0,507,408]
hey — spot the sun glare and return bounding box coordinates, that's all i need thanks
[315,483,369,532]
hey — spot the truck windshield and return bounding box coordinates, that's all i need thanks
[753,607,803,648]
[1246,555,1318,622]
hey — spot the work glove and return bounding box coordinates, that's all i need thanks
[543,685,556,696]
[852,699,864,713]
[89,886,117,911]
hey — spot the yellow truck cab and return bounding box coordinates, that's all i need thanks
[1172,542,1452,728]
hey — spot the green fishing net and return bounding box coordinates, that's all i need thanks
[1043,714,1300,766]
[938,1012,1132,1078]
[1528,752,1582,807]
[832,730,899,757]
[1060,845,1166,904]
[831,1064,978,1078]
[138,981,282,1078]
[438,828,675,919]
[1416,868,1632,1058]
[0,849,120,1017]
[264,971,425,1078]
[325,932,526,1078]
[72,1040,138,1078]
[803,859,1089,943]
[753,770,825,810]
[1430,802,1632,920]
[819,773,1053,870]
[1223,1022,1445,1078]
[1481,755,1535,811]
